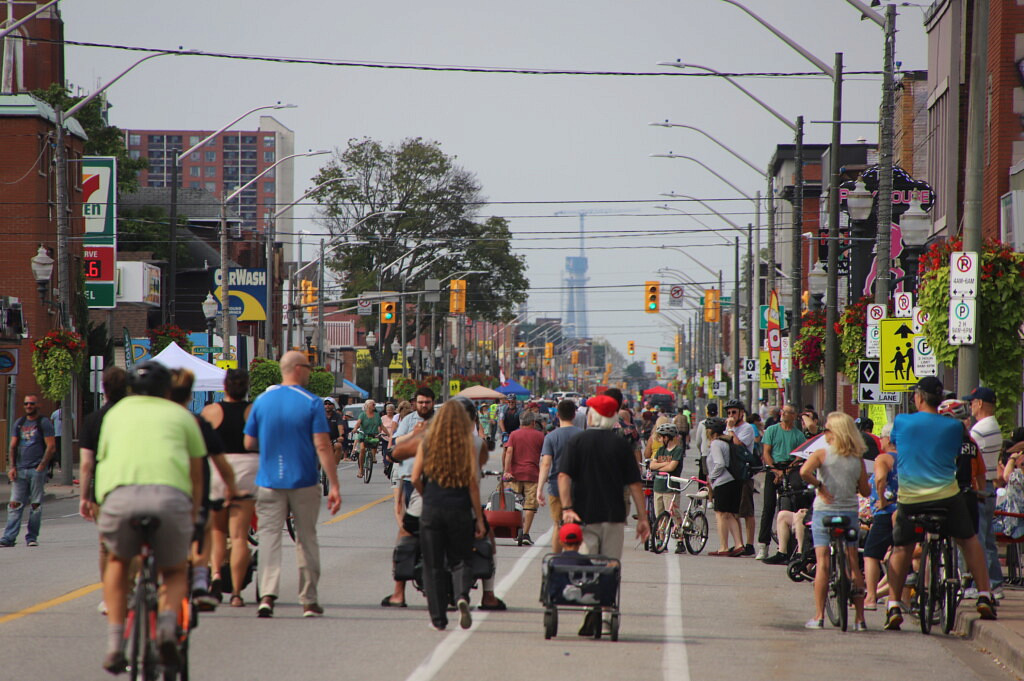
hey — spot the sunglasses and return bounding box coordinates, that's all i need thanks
[23,402,36,406]
[295,363,312,369]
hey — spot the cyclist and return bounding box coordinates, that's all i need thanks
[323,398,344,465]
[884,376,996,630]
[353,399,383,479]
[799,412,870,631]
[863,421,898,610]
[649,423,685,554]
[95,361,205,673]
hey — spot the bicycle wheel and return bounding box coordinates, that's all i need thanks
[836,547,849,632]
[918,540,932,635]
[942,541,959,635]
[684,511,709,555]
[653,512,674,554]
[824,546,842,627]
[363,447,374,484]
[927,542,943,632]
[126,589,143,681]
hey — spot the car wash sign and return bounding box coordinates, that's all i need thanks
[212,268,267,321]
[83,157,117,308]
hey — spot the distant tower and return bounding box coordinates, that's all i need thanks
[554,209,624,338]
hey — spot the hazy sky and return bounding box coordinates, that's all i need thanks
[62,0,929,363]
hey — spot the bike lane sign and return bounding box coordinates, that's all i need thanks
[879,318,919,392]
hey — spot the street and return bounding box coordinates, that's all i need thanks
[0,454,1014,681]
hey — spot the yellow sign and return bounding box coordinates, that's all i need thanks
[216,359,238,370]
[449,379,461,395]
[879,318,919,392]
[759,350,780,389]
[867,404,889,436]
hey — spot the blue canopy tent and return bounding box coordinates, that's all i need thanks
[338,379,369,399]
[496,379,531,397]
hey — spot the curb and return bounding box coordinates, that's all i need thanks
[954,608,1024,676]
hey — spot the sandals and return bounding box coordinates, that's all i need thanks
[478,599,507,611]
[230,595,245,608]
[380,596,408,608]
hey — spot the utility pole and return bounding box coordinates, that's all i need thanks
[167,150,179,325]
[824,54,844,415]
[52,110,74,485]
[790,115,804,407]
[733,237,741,399]
[317,239,325,366]
[747,221,755,405]
[874,3,897,306]
[265,215,275,357]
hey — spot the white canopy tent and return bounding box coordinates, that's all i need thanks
[150,342,227,392]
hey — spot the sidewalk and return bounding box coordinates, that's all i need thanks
[954,585,1024,676]
[0,469,81,504]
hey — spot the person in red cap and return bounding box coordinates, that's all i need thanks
[558,522,583,551]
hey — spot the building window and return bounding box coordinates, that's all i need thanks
[241,135,257,145]
[264,182,275,194]
[167,135,182,145]
[205,150,217,163]
[189,135,200,146]
[189,181,200,189]
[205,166,217,177]
[148,135,164,144]
[189,166,201,177]
[148,179,165,187]
[205,182,216,193]
[263,151,275,163]
[129,149,141,160]
[190,152,200,162]
[263,167,275,179]
[129,134,141,146]
[263,135,274,147]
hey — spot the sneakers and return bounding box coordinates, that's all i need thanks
[456,598,472,629]
[977,596,997,620]
[742,544,756,556]
[302,602,324,618]
[754,545,769,560]
[257,596,275,618]
[853,621,868,632]
[26,540,38,547]
[193,589,218,612]
[762,552,789,565]
[993,586,1005,601]
[674,542,685,554]
[883,605,903,631]
[963,586,980,599]
[0,539,13,548]
[520,533,534,546]
[804,618,824,629]
[102,650,127,674]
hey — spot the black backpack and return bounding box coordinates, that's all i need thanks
[726,441,759,481]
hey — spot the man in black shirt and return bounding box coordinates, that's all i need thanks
[323,399,344,464]
[500,397,520,445]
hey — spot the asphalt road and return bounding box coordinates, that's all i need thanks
[0,453,1015,681]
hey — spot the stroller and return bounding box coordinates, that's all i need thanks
[540,553,621,641]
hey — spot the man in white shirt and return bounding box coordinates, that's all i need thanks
[724,399,756,556]
[965,386,1005,596]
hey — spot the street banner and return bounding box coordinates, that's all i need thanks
[83,156,117,309]
[765,289,783,386]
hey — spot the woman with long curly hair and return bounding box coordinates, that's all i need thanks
[411,401,486,631]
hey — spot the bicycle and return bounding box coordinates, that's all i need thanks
[652,474,709,555]
[640,460,658,552]
[122,516,194,681]
[908,510,960,635]
[361,436,380,484]
[822,515,857,632]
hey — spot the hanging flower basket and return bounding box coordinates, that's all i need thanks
[793,310,825,384]
[837,295,878,384]
[148,324,193,355]
[31,329,86,401]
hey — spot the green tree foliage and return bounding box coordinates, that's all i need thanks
[624,362,645,379]
[32,84,148,194]
[307,367,334,397]
[119,205,192,265]
[312,138,529,370]
[248,358,282,399]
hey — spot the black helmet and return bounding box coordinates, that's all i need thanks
[704,417,727,435]
[128,360,171,397]
[706,403,718,416]
[724,399,746,413]
[452,396,478,422]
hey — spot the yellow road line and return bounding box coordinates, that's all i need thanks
[2,495,390,625]
[323,494,392,525]
[0,582,103,625]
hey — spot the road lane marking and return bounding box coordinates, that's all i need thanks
[3,493,390,625]
[322,494,392,525]
[404,528,553,681]
[0,583,103,625]
[664,555,691,681]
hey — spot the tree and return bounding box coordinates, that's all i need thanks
[118,205,192,265]
[32,84,148,194]
[624,362,645,379]
[312,137,529,369]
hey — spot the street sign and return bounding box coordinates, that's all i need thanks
[879,318,919,392]
[948,298,977,345]
[669,285,684,309]
[216,359,238,370]
[949,251,979,299]
[659,346,674,352]
[894,292,914,317]
[759,305,786,330]
[741,357,758,382]
[857,359,900,404]
[193,346,223,355]
[714,363,722,382]
[781,337,791,359]
[866,324,881,359]
[913,335,937,377]
[357,297,372,316]
[699,295,732,305]
[714,381,729,397]
[759,350,782,389]
[912,306,930,334]
[0,348,19,376]
[449,379,462,395]
[85,282,116,308]
[866,304,886,327]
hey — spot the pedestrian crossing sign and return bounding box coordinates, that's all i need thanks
[879,318,920,392]
[759,350,781,389]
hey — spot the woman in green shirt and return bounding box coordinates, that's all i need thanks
[354,400,383,478]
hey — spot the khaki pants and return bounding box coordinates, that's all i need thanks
[653,491,680,523]
[547,494,563,552]
[256,485,322,606]
[581,522,624,560]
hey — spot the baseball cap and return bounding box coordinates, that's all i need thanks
[962,386,996,403]
[559,523,583,545]
[914,376,944,396]
[324,397,337,407]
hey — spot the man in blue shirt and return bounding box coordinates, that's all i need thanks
[244,351,340,618]
[536,400,582,553]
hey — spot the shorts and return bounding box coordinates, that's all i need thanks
[811,509,860,548]
[210,453,259,502]
[712,480,741,515]
[98,485,194,568]
[863,512,894,560]
[506,480,539,511]
[892,493,976,546]
[738,479,756,518]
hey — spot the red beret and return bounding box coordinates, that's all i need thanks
[587,394,618,418]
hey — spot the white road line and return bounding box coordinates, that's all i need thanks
[664,556,691,681]
[403,528,553,681]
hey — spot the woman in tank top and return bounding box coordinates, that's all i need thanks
[200,369,255,607]
[800,412,871,630]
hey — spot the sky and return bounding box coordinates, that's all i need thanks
[61,0,929,365]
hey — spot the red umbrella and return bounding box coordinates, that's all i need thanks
[642,386,673,396]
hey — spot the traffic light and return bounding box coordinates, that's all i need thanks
[300,279,317,307]
[571,350,579,365]
[516,341,527,358]
[449,279,466,314]
[380,300,396,323]
[703,288,720,323]
[644,281,660,313]
[544,342,554,359]
[627,340,635,355]
[651,352,658,365]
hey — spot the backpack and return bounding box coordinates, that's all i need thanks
[726,441,759,481]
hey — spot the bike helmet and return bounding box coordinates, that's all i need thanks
[724,399,746,413]
[128,360,171,397]
[655,422,679,438]
[938,398,969,421]
[704,417,727,435]
[452,396,479,422]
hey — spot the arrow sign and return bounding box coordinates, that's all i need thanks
[949,251,979,299]
[860,387,875,401]
[894,323,915,339]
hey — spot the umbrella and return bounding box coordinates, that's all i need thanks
[790,433,826,459]
[455,385,506,400]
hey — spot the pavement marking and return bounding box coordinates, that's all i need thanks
[0,582,103,625]
[403,528,553,681]
[322,493,392,525]
[664,554,691,681]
